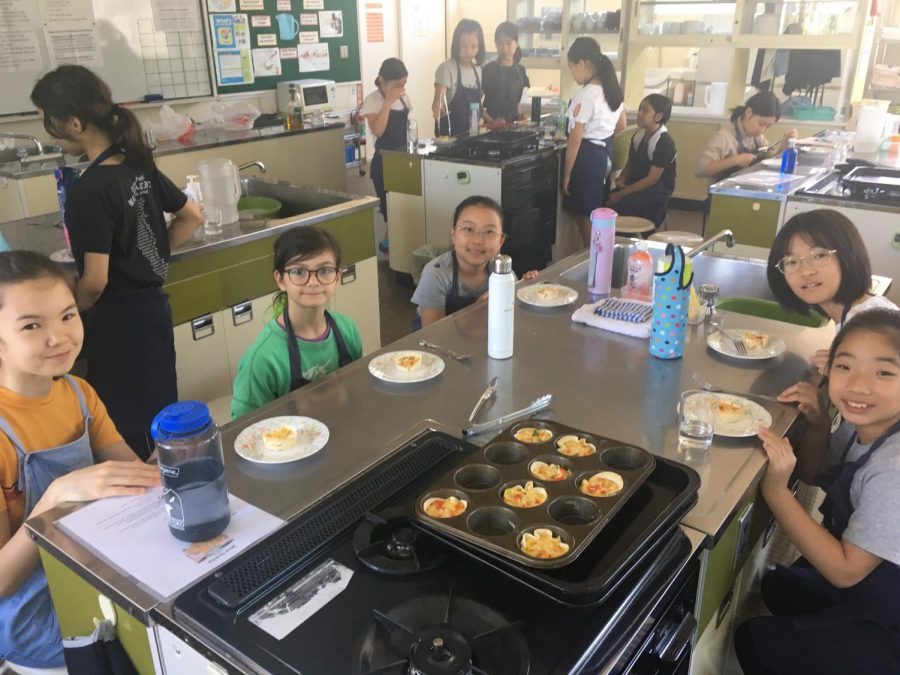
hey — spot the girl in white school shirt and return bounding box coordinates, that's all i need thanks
[562,37,626,247]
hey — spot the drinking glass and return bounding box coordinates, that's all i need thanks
[203,206,223,238]
[679,390,715,455]
[698,283,719,318]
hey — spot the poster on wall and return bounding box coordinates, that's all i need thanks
[250,15,271,27]
[257,33,277,46]
[298,42,328,72]
[210,14,253,85]
[318,11,343,38]
[0,0,43,73]
[151,0,202,31]
[299,13,317,26]
[211,13,250,49]
[303,0,324,8]
[276,0,292,9]
[298,31,318,44]
[215,49,253,85]
[251,47,281,77]
[238,0,264,9]
[40,0,103,68]
[207,0,237,11]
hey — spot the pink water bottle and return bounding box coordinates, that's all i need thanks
[587,208,617,295]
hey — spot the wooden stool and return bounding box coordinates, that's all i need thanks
[615,216,655,237]
[649,230,704,248]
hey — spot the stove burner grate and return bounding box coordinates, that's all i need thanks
[353,507,447,576]
[354,589,530,675]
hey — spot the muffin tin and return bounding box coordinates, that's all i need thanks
[414,419,656,568]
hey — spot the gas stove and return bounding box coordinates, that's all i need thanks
[432,130,544,163]
[796,166,900,208]
[172,431,700,674]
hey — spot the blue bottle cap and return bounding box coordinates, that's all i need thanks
[151,401,212,440]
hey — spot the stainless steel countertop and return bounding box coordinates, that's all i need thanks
[709,160,827,201]
[0,123,344,179]
[0,178,378,262]
[27,247,833,624]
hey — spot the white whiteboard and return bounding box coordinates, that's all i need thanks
[0,0,210,117]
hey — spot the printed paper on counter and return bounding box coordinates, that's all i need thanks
[151,0,202,31]
[318,10,343,38]
[251,15,272,27]
[276,0,292,9]
[257,33,277,46]
[252,47,281,77]
[298,31,318,44]
[207,0,237,11]
[303,0,324,8]
[56,488,283,600]
[280,47,298,59]
[299,13,317,26]
[297,41,328,73]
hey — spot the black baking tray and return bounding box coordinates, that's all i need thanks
[414,419,656,569]
[415,456,700,606]
[842,166,900,193]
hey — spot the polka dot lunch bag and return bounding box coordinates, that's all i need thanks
[650,243,694,360]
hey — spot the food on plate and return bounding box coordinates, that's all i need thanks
[579,471,624,497]
[713,398,745,423]
[556,435,597,457]
[519,528,570,559]
[422,495,468,519]
[741,330,770,352]
[262,425,298,451]
[514,427,553,443]
[394,352,423,372]
[502,481,548,508]
[536,286,560,300]
[529,460,571,481]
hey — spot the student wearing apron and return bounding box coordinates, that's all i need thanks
[736,309,900,674]
[432,19,485,136]
[562,37,626,247]
[361,58,412,223]
[30,66,203,460]
[482,22,529,126]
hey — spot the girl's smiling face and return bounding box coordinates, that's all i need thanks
[451,205,505,269]
[782,234,841,308]
[828,330,900,443]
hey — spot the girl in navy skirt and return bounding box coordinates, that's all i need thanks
[562,37,626,246]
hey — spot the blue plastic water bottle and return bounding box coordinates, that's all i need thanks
[780,138,797,174]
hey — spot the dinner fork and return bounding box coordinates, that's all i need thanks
[418,340,471,362]
[709,323,747,356]
[692,372,781,403]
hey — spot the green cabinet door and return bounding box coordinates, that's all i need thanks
[382,152,422,196]
[708,195,781,249]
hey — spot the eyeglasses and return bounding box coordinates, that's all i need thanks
[775,248,837,275]
[455,225,502,241]
[283,266,339,285]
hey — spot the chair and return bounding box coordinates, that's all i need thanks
[716,297,829,328]
[615,216,655,237]
[649,230,704,247]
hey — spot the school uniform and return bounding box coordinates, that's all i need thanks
[361,90,412,219]
[434,58,482,136]
[735,422,900,674]
[64,147,185,458]
[695,120,768,183]
[611,125,676,227]
[482,60,529,123]
[562,83,624,217]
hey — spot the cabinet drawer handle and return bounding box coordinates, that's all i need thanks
[191,315,215,341]
[752,202,760,212]
[341,264,356,285]
[231,301,253,326]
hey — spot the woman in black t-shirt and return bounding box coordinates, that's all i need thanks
[31,66,203,458]
[481,22,529,125]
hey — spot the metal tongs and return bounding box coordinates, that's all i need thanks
[464,394,554,437]
[467,377,498,425]
[418,340,471,362]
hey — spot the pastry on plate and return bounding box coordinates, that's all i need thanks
[514,427,553,443]
[422,495,468,519]
[529,460,571,481]
[713,398,745,423]
[741,330,770,352]
[579,471,624,497]
[394,352,423,372]
[263,425,298,451]
[519,528,570,559]
[556,435,597,457]
[536,286,560,300]
[502,481,548,508]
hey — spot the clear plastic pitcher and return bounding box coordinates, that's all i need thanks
[151,401,231,543]
[855,105,887,154]
[197,158,241,225]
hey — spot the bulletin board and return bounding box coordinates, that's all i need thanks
[0,0,212,117]
[205,0,361,94]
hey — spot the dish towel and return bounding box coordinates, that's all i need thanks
[571,300,652,339]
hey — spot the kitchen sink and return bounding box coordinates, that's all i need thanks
[241,177,349,219]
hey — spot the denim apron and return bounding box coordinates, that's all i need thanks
[0,375,94,668]
[370,98,409,219]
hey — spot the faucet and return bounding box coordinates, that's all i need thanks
[0,133,44,155]
[686,229,735,258]
[238,161,266,174]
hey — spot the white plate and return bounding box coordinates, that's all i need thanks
[683,392,772,437]
[234,416,329,464]
[368,350,445,384]
[761,157,782,169]
[517,283,579,307]
[707,329,786,360]
[50,249,74,263]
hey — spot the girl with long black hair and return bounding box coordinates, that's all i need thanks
[482,22,529,125]
[31,65,203,459]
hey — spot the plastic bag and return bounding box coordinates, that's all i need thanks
[208,101,261,131]
[147,105,195,144]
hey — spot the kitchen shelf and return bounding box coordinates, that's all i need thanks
[630,33,731,45]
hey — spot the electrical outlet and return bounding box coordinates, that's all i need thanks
[340,45,349,58]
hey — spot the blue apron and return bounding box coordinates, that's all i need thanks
[0,375,95,668]
[370,98,409,219]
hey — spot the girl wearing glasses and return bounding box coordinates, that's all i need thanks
[230,227,362,419]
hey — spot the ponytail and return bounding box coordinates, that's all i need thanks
[31,65,154,170]
[568,37,623,111]
[731,90,781,123]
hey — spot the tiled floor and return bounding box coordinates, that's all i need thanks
[343,167,706,348]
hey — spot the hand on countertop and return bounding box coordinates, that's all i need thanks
[521,270,539,281]
[777,380,829,427]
